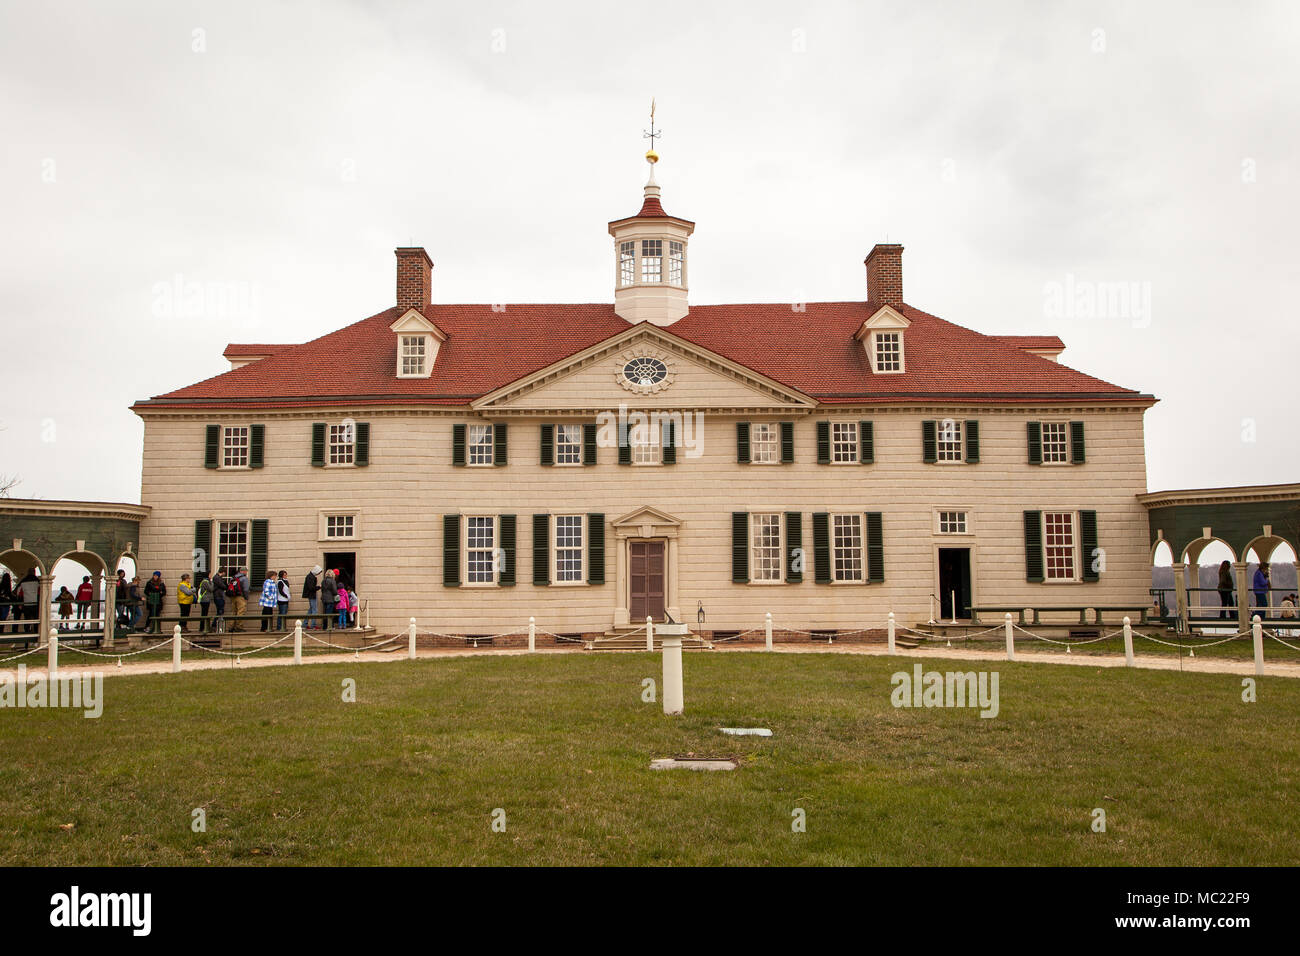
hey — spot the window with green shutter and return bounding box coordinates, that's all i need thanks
[737,422,751,463]
[816,421,831,464]
[443,515,461,586]
[249,424,265,469]
[866,512,884,582]
[1070,421,1086,464]
[493,423,508,466]
[1027,421,1042,464]
[1023,511,1044,583]
[784,511,803,583]
[193,520,212,584]
[732,512,749,583]
[204,425,220,468]
[532,514,550,585]
[587,514,605,584]
[540,424,554,466]
[451,424,466,467]
[583,423,598,465]
[499,515,516,586]
[812,513,831,584]
[780,422,794,463]
[311,423,326,466]
[922,420,937,463]
[249,519,269,587]
[964,420,979,463]
[662,420,677,465]
[859,421,874,464]
[355,422,370,466]
[1080,509,1099,581]
[617,425,631,465]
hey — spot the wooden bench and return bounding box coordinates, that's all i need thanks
[971,605,1155,626]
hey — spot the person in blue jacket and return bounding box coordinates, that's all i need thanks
[1252,562,1271,616]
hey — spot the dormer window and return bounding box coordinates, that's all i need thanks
[400,335,427,376]
[620,242,635,287]
[874,331,903,373]
[641,239,662,283]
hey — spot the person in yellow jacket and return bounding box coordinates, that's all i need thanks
[177,573,196,632]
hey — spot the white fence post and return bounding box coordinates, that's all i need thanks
[888,611,896,655]
[765,612,773,651]
[528,616,536,653]
[1253,615,1264,676]
[172,624,182,673]
[48,629,58,674]
[950,590,957,625]
[293,620,303,665]
[1122,616,1134,667]
[662,629,684,715]
[408,617,417,660]
[646,616,654,652]
[1004,613,1015,661]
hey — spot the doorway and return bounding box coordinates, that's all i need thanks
[937,548,972,620]
[323,552,356,592]
[629,540,666,622]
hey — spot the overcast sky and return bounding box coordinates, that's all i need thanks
[2,0,1297,504]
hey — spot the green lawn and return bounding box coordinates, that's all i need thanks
[2,653,1297,866]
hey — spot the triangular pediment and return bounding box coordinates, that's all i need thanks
[854,304,910,340]
[472,323,815,412]
[388,308,447,340]
[613,505,682,529]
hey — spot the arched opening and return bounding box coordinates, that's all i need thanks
[1180,538,1238,621]
[51,550,110,639]
[0,549,45,637]
[1242,537,1298,620]
[113,553,139,632]
[1149,540,1175,618]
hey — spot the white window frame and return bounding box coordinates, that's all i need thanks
[216,519,250,574]
[831,513,865,583]
[873,330,904,373]
[619,241,635,287]
[1041,421,1070,465]
[751,423,780,465]
[221,425,250,469]
[328,422,355,467]
[668,241,684,285]
[464,515,498,587]
[936,419,965,464]
[641,239,662,283]
[553,514,585,585]
[468,424,494,467]
[750,513,784,584]
[936,510,970,535]
[629,421,662,466]
[1042,511,1079,583]
[398,334,429,378]
[831,422,859,464]
[318,511,361,542]
[555,424,582,467]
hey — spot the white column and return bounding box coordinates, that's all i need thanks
[47,628,58,674]
[1004,613,1015,661]
[528,616,536,653]
[408,617,417,659]
[646,616,654,652]
[887,611,896,655]
[1122,616,1134,667]
[1253,615,1264,675]
[172,624,182,672]
[294,620,303,665]
[765,612,773,651]
[662,632,683,715]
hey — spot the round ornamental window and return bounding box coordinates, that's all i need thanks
[622,357,668,387]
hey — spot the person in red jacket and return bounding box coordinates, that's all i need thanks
[75,575,95,630]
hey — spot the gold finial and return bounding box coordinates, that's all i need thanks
[643,98,660,163]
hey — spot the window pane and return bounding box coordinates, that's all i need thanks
[328,423,354,465]
[938,511,967,534]
[467,516,495,583]
[555,515,584,582]
[1044,512,1076,580]
[641,239,662,283]
[875,331,901,372]
[751,513,782,582]
[468,424,494,465]
[937,420,963,462]
[1042,422,1068,463]
[401,335,426,375]
[832,422,858,463]
[751,423,778,463]
[669,241,683,285]
[217,520,248,572]
[833,514,863,582]
[630,422,661,465]
[222,426,249,467]
[620,242,635,287]
[555,424,582,465]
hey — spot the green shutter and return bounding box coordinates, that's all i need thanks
[443,515,461,586]
[499,514,516,586]
[618,425,631,465]
[540,424,554,466]
[587,514,605,585]
[1027,421,1042,465]
[866,511,884,583]
[737,422,751,463]
[452,424,466,466]
[583,423,598,465]
[493,423,508,466]
[784,511,803,584]
[859,421,874,464]
[1024,511,1044,583]
[780,422,794,463]
[355,422,370,466]
[1080,510,1099,582]
[249,424,265,469]
[662,419,676,465]
[249,519,269,587]
[311,422,326,467]
[964,420,979,463]
[816,421,831,464]
[204,425,220,468]
[922,420,937,463]
[532,514,550,585]
[812,513,831,584]
[1070,421,1086,464]
[193,520,212,584]
[732,512,749,583]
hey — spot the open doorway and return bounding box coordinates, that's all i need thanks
[323,552,356,592]
[937,547,972,620]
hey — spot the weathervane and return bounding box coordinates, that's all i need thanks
[643,98,660,163]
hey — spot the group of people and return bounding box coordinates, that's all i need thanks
[1214,560,1296,619]
[0,571,42,633]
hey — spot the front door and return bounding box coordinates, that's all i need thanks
[937,548,972,620]
[629,541,666,622]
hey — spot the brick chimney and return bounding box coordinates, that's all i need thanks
[395,247,433,311]
[864,243,904,308]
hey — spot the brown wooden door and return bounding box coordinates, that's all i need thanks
[629,541,666,622]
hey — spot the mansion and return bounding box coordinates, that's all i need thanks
[130,156,1156,637]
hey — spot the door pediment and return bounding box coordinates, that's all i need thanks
[613,505,682,539]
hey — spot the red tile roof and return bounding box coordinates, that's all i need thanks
[991,335,1065,352]
[135,302,1151,410]
[222,343,294,358]
[636,195,668,218]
